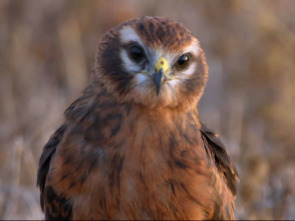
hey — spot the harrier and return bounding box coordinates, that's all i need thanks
[37,16,239,220]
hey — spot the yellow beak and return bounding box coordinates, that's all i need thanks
[155,57,169,74]
[152,57,169,95]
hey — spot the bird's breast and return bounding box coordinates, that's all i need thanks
[53,105,215,219]
[84,110,213,219]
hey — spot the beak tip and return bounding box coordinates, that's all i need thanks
[156,87,160,96]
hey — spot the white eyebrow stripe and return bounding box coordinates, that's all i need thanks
[119,26,149,73]
[182,41,200,56]
[120,26,143,45]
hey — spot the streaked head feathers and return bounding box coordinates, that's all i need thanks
[96,16,208,110]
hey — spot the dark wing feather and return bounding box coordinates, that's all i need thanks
[200,122,239,196]
[37,124,67,192]
[37,83,99,220]
[37,124,73,220]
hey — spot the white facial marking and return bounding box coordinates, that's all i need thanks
[120,49,141,73]
[119,26,145,73]
[151,48,174,75]
[151,41,199,76]
[135,73,148,85]
[120,26,143,44]
[182,40,200,57]
[174,41,199,76]
[119,27,200,102]
[181,63,197,76]
[169,78,181,88]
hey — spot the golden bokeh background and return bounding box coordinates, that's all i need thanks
[0,0,295,219]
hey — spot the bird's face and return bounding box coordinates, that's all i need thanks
[96,17,208,110]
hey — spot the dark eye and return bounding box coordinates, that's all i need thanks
[175,54,190,70]
[129,45,145,62]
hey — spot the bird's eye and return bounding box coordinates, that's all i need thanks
[175,54,190,70]
[129,45,145,62]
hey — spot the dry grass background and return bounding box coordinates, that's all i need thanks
[0,0,295,219]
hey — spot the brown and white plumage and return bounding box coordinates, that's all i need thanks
[37,16,239,220]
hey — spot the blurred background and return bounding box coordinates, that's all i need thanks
[0,0,295,219]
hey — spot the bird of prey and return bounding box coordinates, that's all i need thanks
[37,16,239,220]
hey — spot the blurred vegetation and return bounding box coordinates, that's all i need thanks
[0,0,295,219]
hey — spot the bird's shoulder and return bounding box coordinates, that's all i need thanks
[200,122,239,196]
[36,83,98,220]
[37,82,124,220]
[200,122,239,219]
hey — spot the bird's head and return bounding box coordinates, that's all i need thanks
[96,16,208,111]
